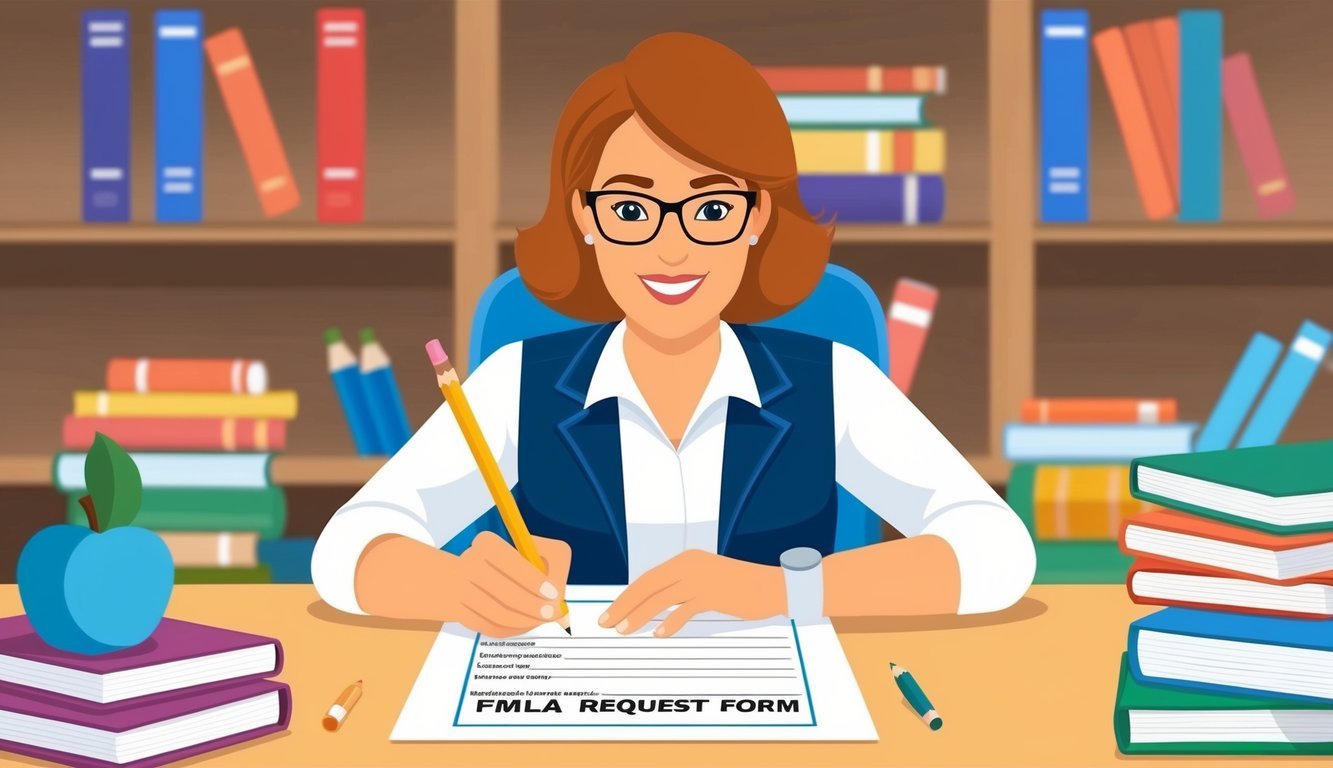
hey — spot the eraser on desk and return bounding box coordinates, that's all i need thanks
[424,339,448,366]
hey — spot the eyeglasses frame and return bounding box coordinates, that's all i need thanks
[581,189,759,246]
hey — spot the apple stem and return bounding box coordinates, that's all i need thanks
[78,495,101,533]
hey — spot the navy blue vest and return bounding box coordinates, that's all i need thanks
[510,323,839,584]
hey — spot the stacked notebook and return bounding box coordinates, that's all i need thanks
[0,615,289,767]
[1005,397,1190,583]
[1114,440,1333,755]
[758,65,946,224]
[57,357,299,583]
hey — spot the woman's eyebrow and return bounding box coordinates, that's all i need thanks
[690,174,739,189]
[601,174,654,188]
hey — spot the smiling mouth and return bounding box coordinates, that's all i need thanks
[638,273,707,305]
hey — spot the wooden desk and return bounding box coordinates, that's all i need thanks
[0,585,1317,767]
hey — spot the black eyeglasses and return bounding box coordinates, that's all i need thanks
[583,189,758,246]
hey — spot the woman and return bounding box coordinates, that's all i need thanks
[312,32,1034,637]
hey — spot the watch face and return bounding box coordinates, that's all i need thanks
[780,546,822,571]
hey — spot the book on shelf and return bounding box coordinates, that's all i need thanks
[1129,607,1333,704]
[885,278,937,396]
[157,532,259,569]
[790,128,944,174]
[1179,10,1223,221]
[1039,9,1090,223]
[1129,557,1333,619]
[757,65,946,94]
[1021,397,1177,425]
[205,28,299,218]
[1131,440,1333,534]
[1236,320,1330,448]
[776,94,927,129]
[1002,423,1196,463]
[797,174,943,224]
[63,416,288,452]
[1121,508,1333,582]
[1194,332,1282,452]
[317,7,366,223]
[1010,464,1161,541]
[82,9,131,223]
[106,357,267,394]
[54,453,275,491]
[65,489,287,539]
[72,391,298,419]
[1124,19,1178,203]
[1093,25,1175,220]
[1113,652,1333,755]
[175,566,273,584]
[1222,52,1295,218]
[1153,17,1179,104]
[154,9,204,224]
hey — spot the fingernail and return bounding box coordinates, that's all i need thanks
[616,619,629,634]
[599,611,611,627]
[539,581,558,599]
[540,604,555,620]
[654,625,667,637]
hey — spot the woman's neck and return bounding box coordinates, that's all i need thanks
[622,317,722,368]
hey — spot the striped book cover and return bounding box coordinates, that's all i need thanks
[106,358,267,394]
[791,129,944,174]
[757,65,946,94]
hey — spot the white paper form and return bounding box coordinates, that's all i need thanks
[392,586,877,741]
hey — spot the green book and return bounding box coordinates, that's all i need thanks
[1114,653,1333,755]
[1132,441,1333,534]
[65,488,287,539]
[175,565,272,584]
[1008,465,1132,584]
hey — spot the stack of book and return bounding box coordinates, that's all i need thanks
[1114,440,1333,755]
[56,358,298,584]
[1004,397,1194,583]
[758,65,947,224]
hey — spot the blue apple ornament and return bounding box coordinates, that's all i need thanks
[18,433,173,655]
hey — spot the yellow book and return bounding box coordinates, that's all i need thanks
[73,390,299,419]
[791,128,945,174]
[1034,465,1161,540]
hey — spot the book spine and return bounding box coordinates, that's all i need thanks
[1236,321,1331,448]
[1021,398,1178,424]
[1093,27,1176,220]
[797,174,944,224]
[1195,332,1282,452]
[777,95,926,128]
[317,8,366,222]
[1179,10,1223,221]
[757,65,946,94]
[1039,9,1090,222]
[62,415,287,452]
[790,129,945,174]
[1154,17,1179,106]
[1034,465,1161,540]
[886,278,938,396]
[158,532,259,568]
[106,358,267,394]
[82,10,131,223]
[1004,424,1196,462]
[1223,52,1295,218]
[72,391,298,419]
[67,491,287,539]
[175,565,273,584]
[205,28,300,218]
[55,453,275,491]
[154,10,204,223]
[361,367,413,455]
[1124,20,1179,204]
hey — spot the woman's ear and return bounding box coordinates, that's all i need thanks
[750,189,773,240]
[570,190,593,239]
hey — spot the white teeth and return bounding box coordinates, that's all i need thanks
[641,277,703,296]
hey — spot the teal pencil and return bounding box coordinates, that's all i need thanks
[891,662,942,731]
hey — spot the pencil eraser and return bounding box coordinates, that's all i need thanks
[424,339,448,366]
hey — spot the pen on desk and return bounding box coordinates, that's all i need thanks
[323,680,363,732]
[891,662,942,731]
[424,338,573,634]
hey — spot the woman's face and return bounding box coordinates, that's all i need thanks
[572,114,771,341]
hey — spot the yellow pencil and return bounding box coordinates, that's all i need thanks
[424,339,572,634]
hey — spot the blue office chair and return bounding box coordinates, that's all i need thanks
[447,264,890,554]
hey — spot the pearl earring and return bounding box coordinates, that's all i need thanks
[748,235,759,246]
[584,233,595,245]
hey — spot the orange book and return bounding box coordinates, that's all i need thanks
[1123,21,1178,205]
[1093,27,1176,220]
[1121,508,1333,581]
[106,358,268,394]
[1021,397,1178,424]
[1128,557,1333,619]
[205,28,299,218]
[1152,17,1179,106]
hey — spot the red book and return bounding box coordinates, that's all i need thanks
[1021,397,1178,424]
[317,8,366,222]
[1223,52,1295,218]
[1128,557,1333,619]
[886,278,938,396]
[756,65,946,94]
[62,415,288,452]
[1093,27,1176,220]
[1124,20,1178,203]
[1121,508,1333,582]
[106,357,267,394]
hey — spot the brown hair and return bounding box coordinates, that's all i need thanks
[514,32,833,323]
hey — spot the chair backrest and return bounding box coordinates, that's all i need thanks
[462,264,889,552]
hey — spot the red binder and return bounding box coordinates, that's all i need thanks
[317,8,366,222]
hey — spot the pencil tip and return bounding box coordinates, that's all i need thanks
[564,626,573,635]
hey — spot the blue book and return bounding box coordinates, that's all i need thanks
[1129,608,1333,704]
[1003,423,1196,462]
[1195,332,1282,452]
[1237,320,1331,448]
[154,10,204,223]
[1179,10,1224,222]
[82,10,131,222]
[1039,9,1089,222]
[776,94,926,128]
[798,174,944,223]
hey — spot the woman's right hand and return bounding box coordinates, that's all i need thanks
[443,531,572,637]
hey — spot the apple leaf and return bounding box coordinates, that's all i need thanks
[85,433,142,531]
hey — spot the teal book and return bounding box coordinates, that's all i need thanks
[65,488,287,539]
[1131,440,1333,534]
[1007,465,1132,584]
[1115,653,1333,755]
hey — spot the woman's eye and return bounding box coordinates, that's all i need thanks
[695,201,733,221]
[611,202,649,221]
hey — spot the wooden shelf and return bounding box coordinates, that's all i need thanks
[496,224,990,245]
[968,454,1010,485]
[0,225,456,245]
[1037,223,1333,244]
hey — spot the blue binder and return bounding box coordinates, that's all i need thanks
[1195,332,1282,452]
[1039,9,1089,222]
[154,10,204,223]
[82,10,131,222]
[1179,10,1224,222]
[1237,320,1331,448]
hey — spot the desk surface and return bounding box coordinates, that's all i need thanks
[0,585,1318,768]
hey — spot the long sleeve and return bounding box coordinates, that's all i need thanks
[310,341,525,615]
[831,343,1035,614]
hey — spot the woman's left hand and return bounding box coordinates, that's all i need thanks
[600,550,786,637]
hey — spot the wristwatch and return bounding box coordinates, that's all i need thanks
[779,547,824,623]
